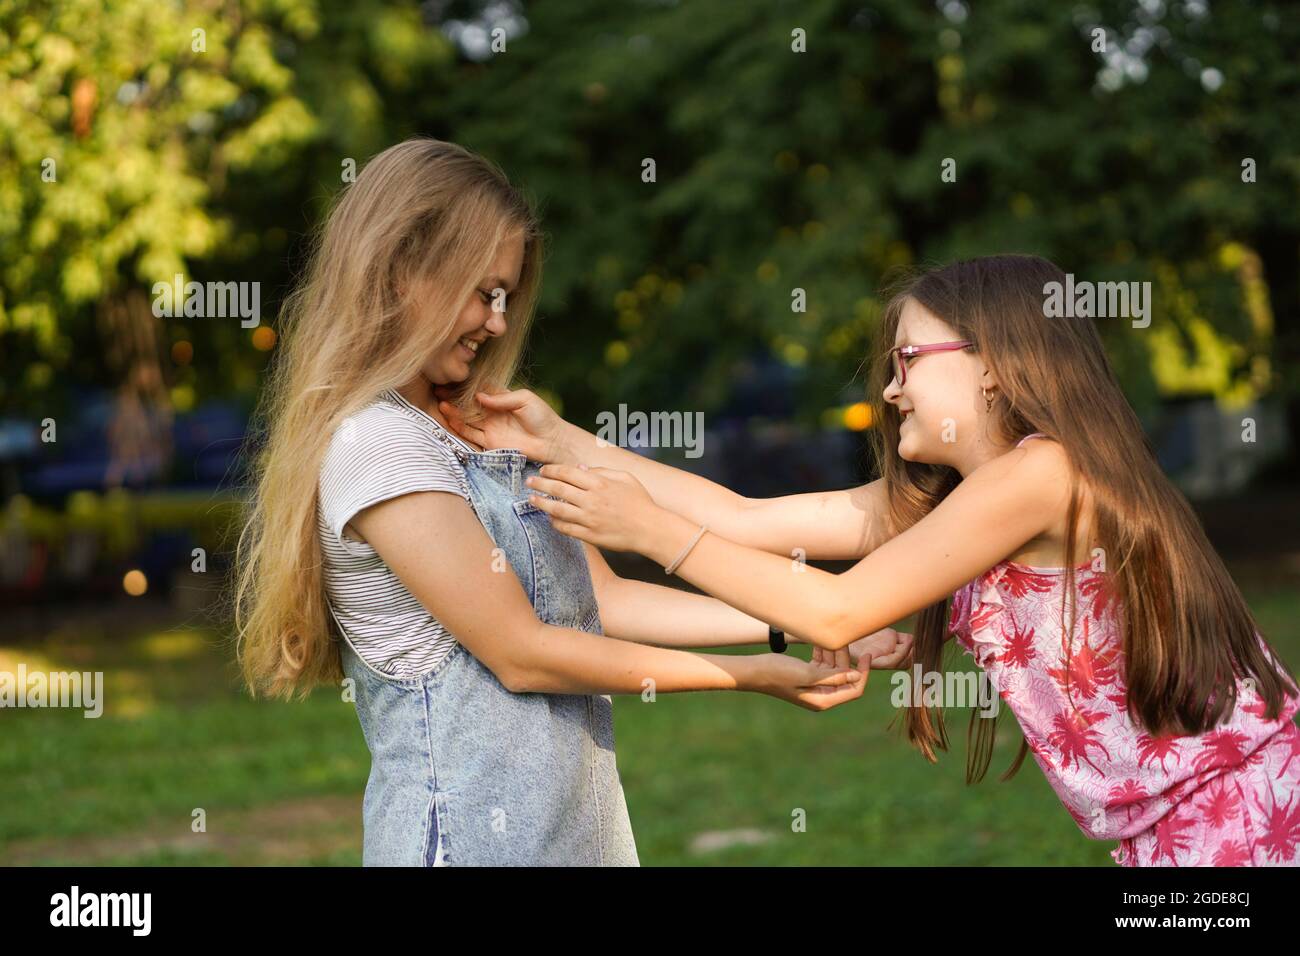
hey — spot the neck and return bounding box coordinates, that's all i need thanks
[394,376,482,451]
[396,376,436,416]
[955,433,1019,477]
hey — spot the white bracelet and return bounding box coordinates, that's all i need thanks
[665,524,708,575]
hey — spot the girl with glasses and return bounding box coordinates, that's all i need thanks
[446,254,1300,867]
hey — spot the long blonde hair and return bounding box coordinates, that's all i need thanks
[233,138,544,699]
[866,255,1298,782]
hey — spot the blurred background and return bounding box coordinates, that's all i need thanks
[2,0,1298,865]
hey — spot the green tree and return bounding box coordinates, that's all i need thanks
[441,0,1299,427]
[0,0,453,475]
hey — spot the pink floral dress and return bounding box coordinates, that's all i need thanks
[946,433,1300,866]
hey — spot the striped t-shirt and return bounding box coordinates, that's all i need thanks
[317,388,478,679]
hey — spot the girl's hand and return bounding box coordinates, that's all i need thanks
[749,652,871,712]
[813,627,913,670]
[437,386,572,463]
[525,464,660,553]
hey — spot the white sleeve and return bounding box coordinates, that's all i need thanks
[318,405,470,553]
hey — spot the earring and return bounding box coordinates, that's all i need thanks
[982,387,994,412]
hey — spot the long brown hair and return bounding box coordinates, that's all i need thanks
[233,138,544,700]
[865,254,1297,782]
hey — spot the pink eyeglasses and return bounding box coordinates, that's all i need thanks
[888,340,975,386]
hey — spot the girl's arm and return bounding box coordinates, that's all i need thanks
[347,488,868,709]
[581,542,916,667]
[438,389,892,560]
[568,426,891,561]
[584,540,786,648]
[524,438,1070,651]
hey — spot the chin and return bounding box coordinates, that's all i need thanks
[896,437,929,464]
[427,363,469,386]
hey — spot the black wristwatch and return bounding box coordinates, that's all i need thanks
[768,625,787,654]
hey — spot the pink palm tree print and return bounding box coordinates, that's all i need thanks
[1047,707,1112,774]
[1252,789,1300,864]
[948,559,1300,867]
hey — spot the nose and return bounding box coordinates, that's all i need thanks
[484,307,508,337]
[883,372,902,406]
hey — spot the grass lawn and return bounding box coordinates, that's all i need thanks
[3,562,1298,866]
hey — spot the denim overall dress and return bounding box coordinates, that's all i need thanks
[338,442,639,866]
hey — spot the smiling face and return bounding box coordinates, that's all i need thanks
[882,297,1007,474]
[417,231,525,386]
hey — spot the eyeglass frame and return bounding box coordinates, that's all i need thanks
[887,340,976,386]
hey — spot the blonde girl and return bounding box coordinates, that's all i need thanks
[233,138,876,867]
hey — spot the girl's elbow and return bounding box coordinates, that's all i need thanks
[807,631,852,652]
[587,564,613,603]
[485,658,530,693]
[505,671,538,694]
[493,621,558,693]
[473,631,538,692]
[812,609,858,651]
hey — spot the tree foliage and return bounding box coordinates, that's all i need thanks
[2,0,1296,441]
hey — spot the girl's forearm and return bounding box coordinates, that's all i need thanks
[640,510,863,651]
[509,619,762,695]
[556,421,757,543]
[557,422,889,560]
[599,577,805,648]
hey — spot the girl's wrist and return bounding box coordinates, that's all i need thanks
[555,420,586,462]
[723,653,759,693]
[566,420,632,467]
[648,510,703,568]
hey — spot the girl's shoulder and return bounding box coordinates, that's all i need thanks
[322,392,465,477]
[1011,432,1076,489]
[333,392,429,443]
[1007,433,1100,568]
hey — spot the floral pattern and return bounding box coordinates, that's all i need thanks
[949,559,1300,866]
